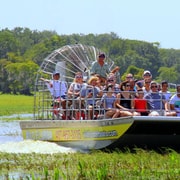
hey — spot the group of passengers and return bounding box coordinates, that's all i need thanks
[41,52,180,120]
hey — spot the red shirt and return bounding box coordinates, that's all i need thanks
[134,98,147,112]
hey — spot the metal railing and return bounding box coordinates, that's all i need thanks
[33,81,178,120]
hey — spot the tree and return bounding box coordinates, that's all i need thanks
[5,61,39,95]
[158,67,178,83]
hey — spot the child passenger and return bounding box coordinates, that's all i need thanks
[132,89,149,116]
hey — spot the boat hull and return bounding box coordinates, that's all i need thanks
[20,117,133,150]
[107,116,180,151]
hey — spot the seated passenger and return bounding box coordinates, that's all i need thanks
[116,81,140,116]
[80,76,103,119]
[142,78,151,95]
[159,80,172,111]
[110,66,121,84]
[136,70,152,89]
[105,74,120,95]
[132,89,149,116]
[93,74,105,90]
[68,72,85,99]
[169,84,180,116]
[101,84,120,119]
[144,81,176,116]
[67,72,86,119]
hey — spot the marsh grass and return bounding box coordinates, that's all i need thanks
[0,94,34,116]
[1,149,180,179]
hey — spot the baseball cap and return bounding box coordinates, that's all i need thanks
[143,70,152,76]
[53,71,60,75]
[98,52,105,58]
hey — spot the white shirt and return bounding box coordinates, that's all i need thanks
[46,80,67,98]
[159,90,172,101]
[169,94,180,116]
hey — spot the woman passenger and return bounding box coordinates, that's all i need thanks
[101,84,120,119]
[116,81,140,116]
[80,76,103,119]
[67,72,85,119]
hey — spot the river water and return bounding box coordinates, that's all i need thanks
[0,120,77,154]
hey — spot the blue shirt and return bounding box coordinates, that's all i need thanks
[144,92,165,110]
[101,94,116,109]
[81,86,100,105]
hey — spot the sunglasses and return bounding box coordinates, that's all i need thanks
[151,85,157,88]
[126,76,133,78]
[75,75,83,78]
[108,79,114,82]
[145,82,150,84]
[126,84,130,87]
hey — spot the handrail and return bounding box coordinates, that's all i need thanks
[34,81,178,120]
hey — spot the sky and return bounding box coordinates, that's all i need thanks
[1,0,180,49]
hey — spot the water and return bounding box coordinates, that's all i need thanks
[0,120,81,179]
[0,113,34,120]
[0,120,77,154]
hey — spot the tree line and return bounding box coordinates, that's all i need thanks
[0,27,180,95]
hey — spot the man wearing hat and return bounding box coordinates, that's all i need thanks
[136,70,152,89]
[90,52,110,84]
[41,71,67,99]
[40,71,68,119]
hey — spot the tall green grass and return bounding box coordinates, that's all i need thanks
[1,149,180,179]
[0,94,34,116]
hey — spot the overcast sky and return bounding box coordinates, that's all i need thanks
[1,0,180,49]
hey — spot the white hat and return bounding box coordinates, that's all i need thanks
[143,70,152,76]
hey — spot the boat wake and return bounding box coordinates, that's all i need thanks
[0,120,87,154]
[0,140,80,154]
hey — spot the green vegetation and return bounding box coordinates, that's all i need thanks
[0,94,33,116]
[0,27,180,95]
[1,149,180,179]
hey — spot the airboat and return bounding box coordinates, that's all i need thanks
[20,44,134,150]
[20,44,180,151]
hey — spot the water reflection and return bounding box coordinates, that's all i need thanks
[0,120,77,154]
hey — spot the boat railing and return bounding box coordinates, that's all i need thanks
[34,82,177,120]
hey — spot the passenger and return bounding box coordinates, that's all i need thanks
[110,66,121,84]
[40,71,68,119]
[116,81,140,116]
[101,84,120,119]
[67,72,86,119]
[132,89,149,116]
[159,80,172,111]
[80,76,103,119]
[144,81,176,116]
[136,70,152,89]
[125,73,134,82]
[90,52,110,85]
[143,70,152,81]
[93,74,105,90]
[142,78,151,95]
[129,78,137,98]
[159,80,172,101]
[169,84,180,116]
[68,72,85,99]
[105,74,120,95]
